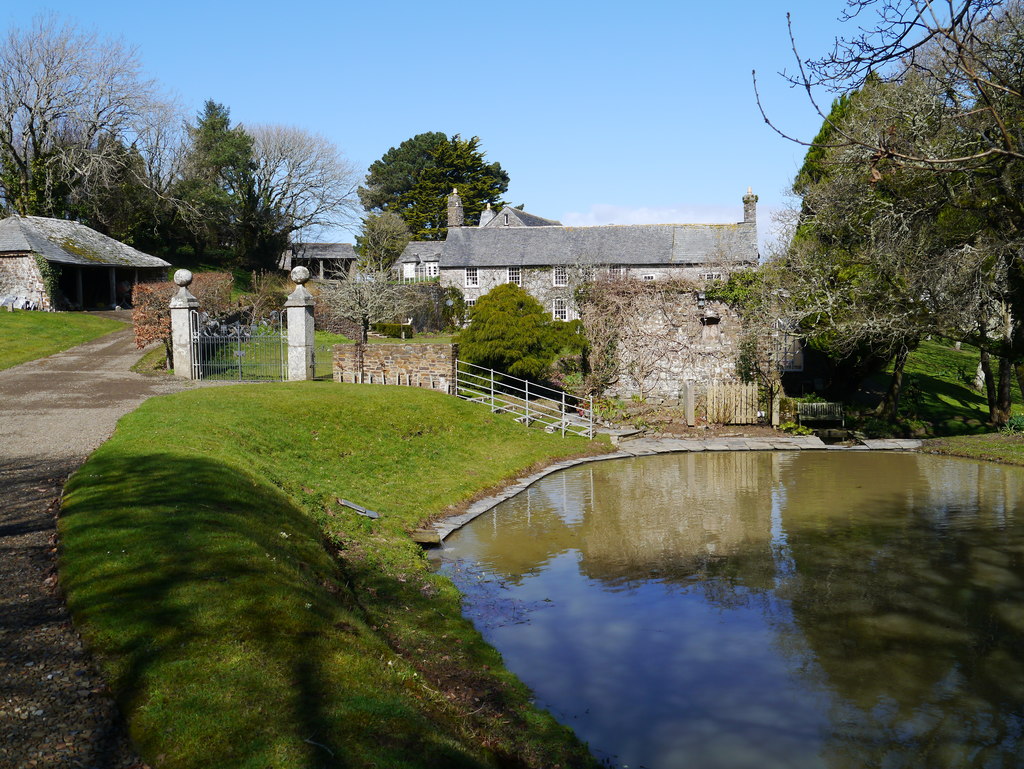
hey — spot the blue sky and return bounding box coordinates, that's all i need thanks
[5,1,856,247]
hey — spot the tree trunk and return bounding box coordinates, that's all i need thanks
[993,356,1013,426]
[875,345,910,420]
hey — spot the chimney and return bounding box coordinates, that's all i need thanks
[447,188,464,229]
[478,202,495,227]
[742,187,758,224]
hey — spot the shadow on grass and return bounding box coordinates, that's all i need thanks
[59,451,489,769]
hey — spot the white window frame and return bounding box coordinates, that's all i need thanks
[465,298,476,308]
[700,271,723,281]
[642,274,656,281]
[553,265,568,287]
[507,266,521,286]
[608,265,624,279]
[465,267,478,287]
[553,297,568,321]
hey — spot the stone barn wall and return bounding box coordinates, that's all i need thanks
[0,255,51,309]
[334,343,458,392]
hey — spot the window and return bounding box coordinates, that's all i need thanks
[553,298,568,321]
[465,267,478,287]
[642,274,656,281]
[608,265,624,279]
[426,262,439,277]
[553,266,568,286]
[465,298,476,308]
[507,266,521,286]
[700,271,723,281]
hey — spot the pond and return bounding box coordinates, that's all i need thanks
[434,451,1024,769]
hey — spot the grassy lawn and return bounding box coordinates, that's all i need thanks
[851,339,1024,436]
[925,433,1024,465]
[316,331,455,345]
[59,383,609,769]
[0,310,126,370]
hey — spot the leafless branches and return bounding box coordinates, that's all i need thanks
[248,124,361,241]
[0,14,173,214]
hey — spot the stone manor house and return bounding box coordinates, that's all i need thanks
[397,189,760,399]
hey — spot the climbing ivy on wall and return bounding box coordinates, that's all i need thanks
[33,256,60,304]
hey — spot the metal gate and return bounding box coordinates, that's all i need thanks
[190,310,286,381]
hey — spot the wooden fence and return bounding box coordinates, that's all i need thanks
[705,382,759,425]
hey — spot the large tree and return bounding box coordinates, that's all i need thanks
[0,15,167,218]
[359,132,509,240]
[764,0,1024,424]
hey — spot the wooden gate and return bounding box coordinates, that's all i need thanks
[705,382,759,425]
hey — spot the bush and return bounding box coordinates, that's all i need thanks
[1001,414,1024,434]
[779,421,814,436]
[456,283,561,382]
[373,322,414,338]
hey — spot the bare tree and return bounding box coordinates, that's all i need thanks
[248,124,360,242]
[0,15,165,215]
[317,268,424,343]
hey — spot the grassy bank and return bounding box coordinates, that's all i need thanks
[925,433,1024,466]
[59,383,610,769]
[0,310,125,370]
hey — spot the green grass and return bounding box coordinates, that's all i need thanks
[315,331,456,345]
[59,383,609,769]
[925,432,1024,465]
[0,310,126,370]
[856,339,1024,435]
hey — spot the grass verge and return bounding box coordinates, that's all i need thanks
[59,383,611,769]
[924,433,1024,466]
[0,310,125,370]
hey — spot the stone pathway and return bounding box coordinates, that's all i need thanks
[0,324,211,769]
[434,434,923,540]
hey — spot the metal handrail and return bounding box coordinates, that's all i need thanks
[455,360,594,438]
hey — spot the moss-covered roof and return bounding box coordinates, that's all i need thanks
[0,216,170,268]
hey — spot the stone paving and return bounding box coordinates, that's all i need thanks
[433,435,923,541]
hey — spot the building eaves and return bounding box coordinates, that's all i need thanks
[0,216,170,268]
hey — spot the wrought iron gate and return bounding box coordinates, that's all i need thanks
[190,310,287,381]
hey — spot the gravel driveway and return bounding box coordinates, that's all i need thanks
[0,320,211,769]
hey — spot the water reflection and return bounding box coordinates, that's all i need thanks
[437,452,1024,769]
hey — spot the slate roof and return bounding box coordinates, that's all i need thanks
[289,242,357,261]
[398,241,443,264]
[0,215,170,268]
[441,222,757,268]
[482,207,562,228]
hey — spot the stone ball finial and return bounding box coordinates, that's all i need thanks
[173,269,193,287]
[290,266,311,285]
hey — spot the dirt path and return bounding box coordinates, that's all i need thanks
[0,323,211,769]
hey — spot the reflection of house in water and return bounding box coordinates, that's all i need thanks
[575,453,778,591]
[278,242,357,279]
[462,453,780,592]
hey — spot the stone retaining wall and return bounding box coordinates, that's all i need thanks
[333,342,458,392]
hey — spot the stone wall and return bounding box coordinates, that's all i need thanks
[597,296,743,403]
[0,255,51,309]
[333,343,459,392]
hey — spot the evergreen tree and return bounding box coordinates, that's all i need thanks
[456,283,558,382]
[175,100,255,260]
[359,132,509,240]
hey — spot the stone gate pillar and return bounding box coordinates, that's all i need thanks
[285,266,315,381]
[169,269,199,378]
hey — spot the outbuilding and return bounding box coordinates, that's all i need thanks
[0,215,170,310]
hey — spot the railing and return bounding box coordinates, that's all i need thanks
[455,360,594,438]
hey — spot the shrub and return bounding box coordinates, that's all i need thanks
[372,322,414,338]
[1001,414,1024,434]
[779,421,814,436]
